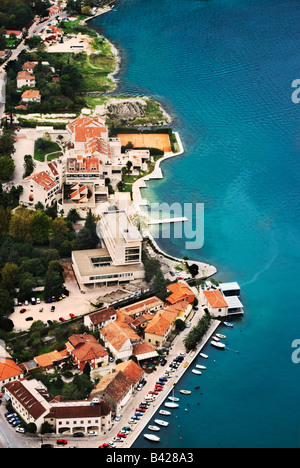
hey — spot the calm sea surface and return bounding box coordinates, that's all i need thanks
[91,0,300,448]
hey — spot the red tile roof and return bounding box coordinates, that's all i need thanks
[203,290,228,308]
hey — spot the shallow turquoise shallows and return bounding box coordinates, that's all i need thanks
[91,0,300,448]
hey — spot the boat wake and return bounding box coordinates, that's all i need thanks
[240,249,278,287]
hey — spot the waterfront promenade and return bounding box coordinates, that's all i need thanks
[95,290,221,449]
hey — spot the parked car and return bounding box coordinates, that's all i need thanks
[99,443,111,448]
[117,432,127,438]
[51,306,55,312]
[160,359,167,366]
[115,414,122,421]
[73,432,84,438]
[88,431,97,436]
[16,427,25,434]
[20,309,26,314]
[59,317,66,322]
[69,313,75,319]
[25,317,33,321]
[57,439,68,445]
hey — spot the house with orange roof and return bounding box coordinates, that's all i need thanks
[66,116,108,154]
[33,350,68,370]
[20,170,59,208]
[17,71,36,88]
[202,289,229,317]
[21,89,41,103]
[84,306,117,331]
[66,334,109,371]
[115,359,145,387]
[91,370,134,415]
[0,345,24,392]
[119,296,164,320]
[166,282,195,306]
[144,309,179,348]
[100,320,142,362]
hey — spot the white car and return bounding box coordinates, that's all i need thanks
[16,427,25,434]
[115,414,122,421]
[92,398,100,404]
[88,431,97,436]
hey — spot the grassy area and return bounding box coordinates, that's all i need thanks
[34,141,62,162]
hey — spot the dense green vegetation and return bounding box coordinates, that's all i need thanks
[0,204,100,338]
[183,313,212,352]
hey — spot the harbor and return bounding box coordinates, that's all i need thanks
[120,316,222,448]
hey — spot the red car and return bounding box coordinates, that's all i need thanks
[136,408,146,413]
[59,317,66,322]
[149,391,159,395]
[99,443,111,448]
[69,313,75,319]
[57,439,67,445]
[117,432,127,438]
[20,309,26,314]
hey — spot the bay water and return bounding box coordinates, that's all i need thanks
[91,0,300,448]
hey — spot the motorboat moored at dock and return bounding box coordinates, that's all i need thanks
[155,419,169,427]
[211,340,226,349]
[144,434,160,442]
[200,353,209,359]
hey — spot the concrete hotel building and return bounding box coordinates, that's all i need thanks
[72,210,145,290]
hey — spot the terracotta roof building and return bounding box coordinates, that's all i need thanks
[119,296,164,320]
[4,378,54,431]
[44,399,112,435]
[17,71,36,88]
[84,307,117,331]
[21,89,41,103]
[166,282,195,305]
[144,309,179,348]
[100,321,142,361]
[0,345,24,392]
[202,289,229,317]
[91,371,133,414]
[66,334,109,371]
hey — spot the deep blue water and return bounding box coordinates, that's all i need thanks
[92,0,300,448]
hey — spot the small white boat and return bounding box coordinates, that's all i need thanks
[180,390,191,395]
[159,410,171,416]
[168,396,180,402]
[200,353,209,359]
[155,419,169,427]
[192,369,202,375]
[165,402,179,408]
[148,425,160,432]
[196,365,206,370]
[216,334,226,339]
[212,336,220,342]
[211,340,226,349]
[144,434,160,442]
[224,322,233,328]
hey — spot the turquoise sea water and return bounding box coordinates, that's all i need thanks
[91,0,300,448]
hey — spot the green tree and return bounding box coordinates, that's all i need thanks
[32,211,52,245]
[43,270,64,301]
[0,155,15,181]
[1,262,19,290]
[9,208,34,243]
